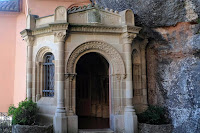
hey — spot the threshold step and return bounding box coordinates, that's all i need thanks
[79,129,114,133]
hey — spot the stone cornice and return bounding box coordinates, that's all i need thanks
[21,23,141,37]
[32,23,69,36]
[20,29,32,38]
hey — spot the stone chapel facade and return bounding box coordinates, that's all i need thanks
[21,4,148,133]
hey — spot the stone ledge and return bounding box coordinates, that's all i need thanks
[139,123,173,133]
[12,124,53,133]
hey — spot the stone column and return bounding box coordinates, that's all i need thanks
[53,31,67,133]
[122,32,138,133]
[24,36,34,101]
[65,73,76,115]
[140,39,148,110]
[114,74,123,114]
[36,62,41,101]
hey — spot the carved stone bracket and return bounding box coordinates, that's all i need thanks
[122,32,137,44]
[54,31,67,43]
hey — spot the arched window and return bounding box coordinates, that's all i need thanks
[43,53,55,97]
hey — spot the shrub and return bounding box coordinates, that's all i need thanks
[138,105,170,125]
[8,104,16,116]
[8,100,38,125]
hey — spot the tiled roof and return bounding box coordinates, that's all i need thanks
[0,0,20,12]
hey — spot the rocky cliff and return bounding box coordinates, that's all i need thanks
[96,0,200,132]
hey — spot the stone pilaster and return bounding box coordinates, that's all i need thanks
[53,31,68,133]
[122,32,138,133]
[65,73,78,133]
[24,35,35,101]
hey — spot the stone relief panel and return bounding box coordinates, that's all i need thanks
[88,9,101,23]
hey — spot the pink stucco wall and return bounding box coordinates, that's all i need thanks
[0,0,90,112]
[0,14,17,112]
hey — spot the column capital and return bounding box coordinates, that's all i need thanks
[122,32,137,44]
[112,74,126,80]
[54,31,67,43]
[36,61,42,66]
[65,73,77,81]
[24,35,35,46]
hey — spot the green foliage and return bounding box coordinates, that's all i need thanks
[8,104,16,116]
[138,105,170,125]
[8,100,38,125]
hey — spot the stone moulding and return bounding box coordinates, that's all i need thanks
[66,41,126,76]
[21,23,141,37]
[36,46,52,62]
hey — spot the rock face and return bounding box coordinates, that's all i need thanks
[96,0,199,27]
[148,23,200,133]
[96,1,200,133]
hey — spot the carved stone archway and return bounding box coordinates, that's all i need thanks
[66,41,126,75]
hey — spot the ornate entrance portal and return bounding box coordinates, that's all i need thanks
[21,4,148,133]
[76,52,109,129]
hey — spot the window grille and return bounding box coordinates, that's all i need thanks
[43,53,55,97]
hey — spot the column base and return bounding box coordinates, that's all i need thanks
[53,112,67,133]
[67,115,78,133]
[110,114,124,133]
[124,106,138,133]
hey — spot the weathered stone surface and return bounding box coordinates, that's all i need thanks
[12,125,53,133]
[96,0,200,27]
[146,22,200,133]
[139,123,173,133]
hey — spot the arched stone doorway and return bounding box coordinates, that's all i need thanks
[66,41,126,132]
[76,52,110,129]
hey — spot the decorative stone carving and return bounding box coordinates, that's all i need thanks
[24,36,35,46]
[32,24,68,36]
[122,32,137,44]
[66,41,126,75]
[54,31,67,43]
[55,6,67,22]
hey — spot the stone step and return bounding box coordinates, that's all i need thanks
[79,129,114,133]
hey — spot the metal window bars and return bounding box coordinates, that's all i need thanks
[43,53,55,97]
